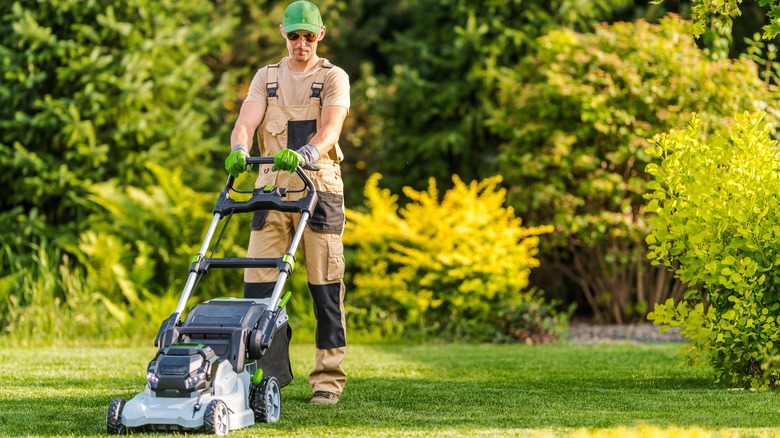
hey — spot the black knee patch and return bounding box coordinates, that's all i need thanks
[309,283,346,349]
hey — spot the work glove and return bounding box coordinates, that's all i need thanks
[273,144,320,173]
[225,145,252,177]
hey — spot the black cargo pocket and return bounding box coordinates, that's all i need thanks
[251,210,269,231]
[287,119,317,151]
[308,191,344,234]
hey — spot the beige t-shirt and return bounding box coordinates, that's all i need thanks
[244,57,350,111]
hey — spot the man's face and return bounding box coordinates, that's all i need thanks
[282,26,325,63]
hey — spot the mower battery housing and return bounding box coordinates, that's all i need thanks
[147,344,219,398]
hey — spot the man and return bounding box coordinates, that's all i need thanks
[225,0,350,405]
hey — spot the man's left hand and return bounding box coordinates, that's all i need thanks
[273,144,321,173]
[273,149,305,173]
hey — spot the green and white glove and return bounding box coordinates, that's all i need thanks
[273,144,320,173]
[225,145,252,177]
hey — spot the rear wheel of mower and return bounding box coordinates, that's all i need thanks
[106,398,126,435]
[250,376,281,423]
[204,399,230,436]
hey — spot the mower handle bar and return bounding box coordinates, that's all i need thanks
[218,156,318,215]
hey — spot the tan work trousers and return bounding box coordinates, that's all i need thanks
[244,208,347,395]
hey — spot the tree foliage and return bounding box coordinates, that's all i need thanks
[487,16,780,322]
[685,0,780,40]
[0,0,231,253]
[348,0,630,195]
[0,0,239,340]
[646,112,780,389]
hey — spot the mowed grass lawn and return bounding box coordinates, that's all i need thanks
[2,342,780,437]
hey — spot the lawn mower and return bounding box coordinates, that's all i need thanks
[106,157,317,435]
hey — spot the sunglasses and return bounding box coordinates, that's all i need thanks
[286,31,318,43]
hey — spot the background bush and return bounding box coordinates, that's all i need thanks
[0,164,250,343]
[0,0,230,237]
[646,112,780,389]
[343,173,560,342]
[488,15,780,323]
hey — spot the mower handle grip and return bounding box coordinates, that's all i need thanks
[245,156,273,165]
[224,156,316,192]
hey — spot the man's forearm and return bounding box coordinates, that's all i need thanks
[231,123,254,151]
[307,106,348,157]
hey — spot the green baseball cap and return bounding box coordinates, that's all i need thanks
[282,1,323,34]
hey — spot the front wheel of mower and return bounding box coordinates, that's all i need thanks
[203,399,230,436]
[106,398,126,435]
[250,376,281,423]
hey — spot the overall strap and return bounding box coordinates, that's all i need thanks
[310,59,334,100]
[266,63,280,102]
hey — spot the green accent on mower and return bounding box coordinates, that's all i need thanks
[278,291,292,308]
[282,254,295,271]
[251,368,264,385]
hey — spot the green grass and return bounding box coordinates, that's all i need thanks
[2,342,780,437]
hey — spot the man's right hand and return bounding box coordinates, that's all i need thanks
[225,145,252,177]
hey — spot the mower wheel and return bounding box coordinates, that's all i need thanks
[106,398,126,435]
[250,376,281,423]
[204,399,230,436]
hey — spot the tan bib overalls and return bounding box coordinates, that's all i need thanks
[244,59,347,396]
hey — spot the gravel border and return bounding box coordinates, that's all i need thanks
[567,323,685,344]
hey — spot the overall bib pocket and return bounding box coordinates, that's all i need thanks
[287,119,317,150]
[263,119,288,155]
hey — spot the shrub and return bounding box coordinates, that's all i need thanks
[344,173,557,342]
[82,163,254,308]
[496,297,573,344]
[0,239,176,344]
[646,112,780,389]
[488,15,780,323]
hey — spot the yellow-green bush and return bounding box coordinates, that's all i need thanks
[344,173,557,341]
[646,112,780,389]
